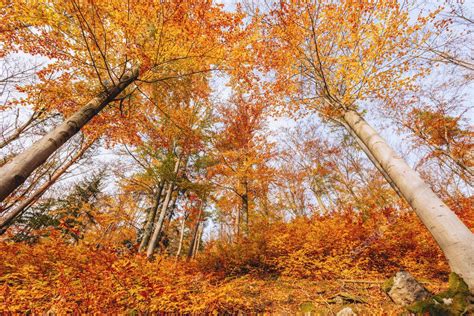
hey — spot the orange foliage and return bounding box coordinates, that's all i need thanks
[1,0,473,314]
[2,198,472,313]
[200,207,469,281]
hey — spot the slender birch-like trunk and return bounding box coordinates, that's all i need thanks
[145,182,174,257]
[235,197,242,237]
[192,222,204,259]
[0,69,138,202]
[187,221,199,260]
[0,138,95,235]
[342,110,474,292]
[165,193,179,226]
[138,182,164,253]
[146,157,181,258]
[175,213,188,259]
[187,205,203,260]
[242,177,250,231]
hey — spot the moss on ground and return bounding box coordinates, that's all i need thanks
[381,276,394,293]
[407,273,473,315]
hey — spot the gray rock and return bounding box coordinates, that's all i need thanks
[386,271,430,306]
[336,307,356,316]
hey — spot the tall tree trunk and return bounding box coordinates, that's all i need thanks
[146,157,180,258]
[165,192,179,226]
[0,69,138,202]
[138,181,164,253]
[342,110,474,292]
[339,119,404,199]
[175,213,188,259]
[187,221,199,260]
[187,204,203,260]
[235,207,241,236]
[192,222,204,259]
[0,138,95,235]
[241,179,249,233]
[145,182,174,257]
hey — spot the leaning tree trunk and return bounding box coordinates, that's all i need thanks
[0,137,95,235]
[146,157,181,258]
[342,110,474,292]
[339,119,403,199]
[138,182,165,253]
[0,69,138,203]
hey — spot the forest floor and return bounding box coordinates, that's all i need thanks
[198,276,447,315]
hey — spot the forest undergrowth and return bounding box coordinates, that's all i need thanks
[2,199,471,314]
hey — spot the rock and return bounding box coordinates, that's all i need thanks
[383,271,430,306]
[336,307,356,316]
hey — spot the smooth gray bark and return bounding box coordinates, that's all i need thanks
[339,119,404,199]
[0,138,95,234]
[343,110,474,293]
[146,157,181,258]
[175,213,188,259]
[0,69,138,202]
[187,205,203,260]
[192,222,204,259]
[138,181,164,253]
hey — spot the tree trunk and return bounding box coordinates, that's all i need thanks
[0,138,95,235]
[192,222,204,259]
[310,179,329,213]
[145,182,173,257]
[0,69,138,202]
[342,110,474,292]
[175,213,188,259]
[235,207,241,236]
[187,221,199,260]
[241,179,249,233]
[165,192,179,225]
[339,119,404,199]
[146,157,180,258]
[187,205,203,260]
[138,181,164,253]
